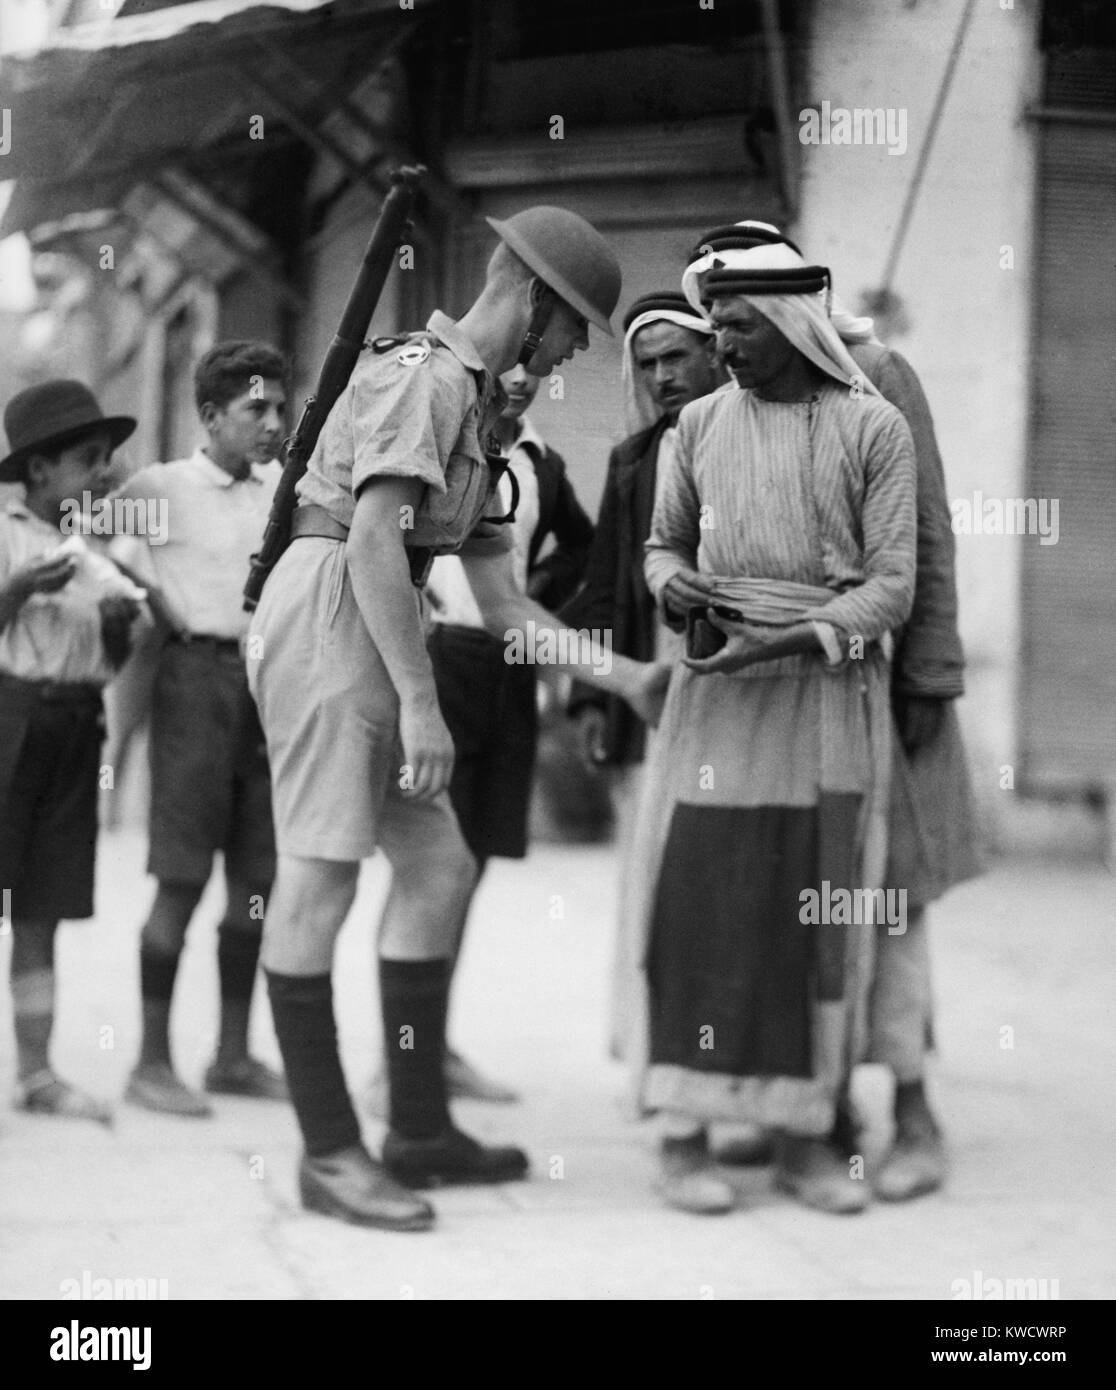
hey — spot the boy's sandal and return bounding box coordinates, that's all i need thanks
[18,1070,113,1126]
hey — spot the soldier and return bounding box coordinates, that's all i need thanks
[248,206,667,1231]
[366,360,595,1111]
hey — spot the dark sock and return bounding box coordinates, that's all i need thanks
[894,1078,939,1136]
[11,921,56,1079]
[265,971,361,1157]
[13,1010,52,1080]
[380,957,452,1141]
[216,923,262,1062]
[138,944,180,1067]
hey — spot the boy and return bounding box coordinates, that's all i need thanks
[0,380,141,1123]
[111,342,288,1116]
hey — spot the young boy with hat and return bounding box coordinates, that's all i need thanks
[0,379,142,1123]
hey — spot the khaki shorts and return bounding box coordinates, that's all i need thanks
[247,537,466,864]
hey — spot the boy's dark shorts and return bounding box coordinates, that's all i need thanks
[148,639,276,887]
[428,624,538,862]
[0,677,104,921]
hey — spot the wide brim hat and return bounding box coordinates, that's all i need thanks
[0,379,136,483]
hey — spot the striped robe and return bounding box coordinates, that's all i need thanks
[633,378,917,1132]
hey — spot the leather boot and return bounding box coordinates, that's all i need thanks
[299,1144,435,1230]
[382,1125,528,1188]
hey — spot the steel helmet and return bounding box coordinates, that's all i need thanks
[485,207,621,336]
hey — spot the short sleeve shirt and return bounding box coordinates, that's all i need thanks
[110,450,281,639]
[296,310,514,561]
[0,498,117,684]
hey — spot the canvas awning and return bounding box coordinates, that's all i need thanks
[0,0,438,242]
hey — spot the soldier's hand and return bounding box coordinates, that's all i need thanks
[399,692,455,799]
[573,706,608,772]
[894,694,946,756]
[99,595,140,669]
[628,661,671,730]
[14,552,77,600]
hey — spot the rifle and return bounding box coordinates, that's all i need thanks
[244,164,426,610]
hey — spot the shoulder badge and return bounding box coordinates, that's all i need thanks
[395,341,431,367]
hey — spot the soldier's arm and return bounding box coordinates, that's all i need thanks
[347,476,454,798]
[462,549,668,727]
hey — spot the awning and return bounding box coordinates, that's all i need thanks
[0,0,438,241]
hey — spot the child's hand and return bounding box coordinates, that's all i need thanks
[15,552,77,599]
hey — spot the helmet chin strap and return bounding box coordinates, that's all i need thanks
[517,283,557,367]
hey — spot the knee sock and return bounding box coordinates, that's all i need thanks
[265,971,361,1157]
[11,925,57,1081]
[216,923,262,1062]
[138,944,181,1068]
[380,957,452,1141]
[11,971,54,1081]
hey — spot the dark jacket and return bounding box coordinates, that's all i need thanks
[563,418,670,764]
[848,343,965,699]
[523,441,595,610]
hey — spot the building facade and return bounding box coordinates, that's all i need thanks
[2,0,1113,837]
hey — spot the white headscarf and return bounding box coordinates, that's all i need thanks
[682,242,880,395]
[682,222,882,349]
[621,306,716,435]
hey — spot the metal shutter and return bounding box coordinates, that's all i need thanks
[1021,63,1116,792]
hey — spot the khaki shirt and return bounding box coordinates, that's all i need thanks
[296,310,514,561]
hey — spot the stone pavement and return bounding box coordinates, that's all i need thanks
[1,825,1114,1300]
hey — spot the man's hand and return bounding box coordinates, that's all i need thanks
[684,612,819,675]
[573,706,608,772]
[683,610,771,675]
[14,552,78,600]
[626,661,671,728]
[99,594,141,669]
[894,694,947,756]
[398,691,455,800]
[662,567,719,626]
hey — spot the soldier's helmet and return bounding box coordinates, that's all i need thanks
[486,207,622,336]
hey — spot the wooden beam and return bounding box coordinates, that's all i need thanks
[759,0,798,220]
[149,169,305,311]
[252,36,466,221]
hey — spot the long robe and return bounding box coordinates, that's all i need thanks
[634,379,916,1133]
